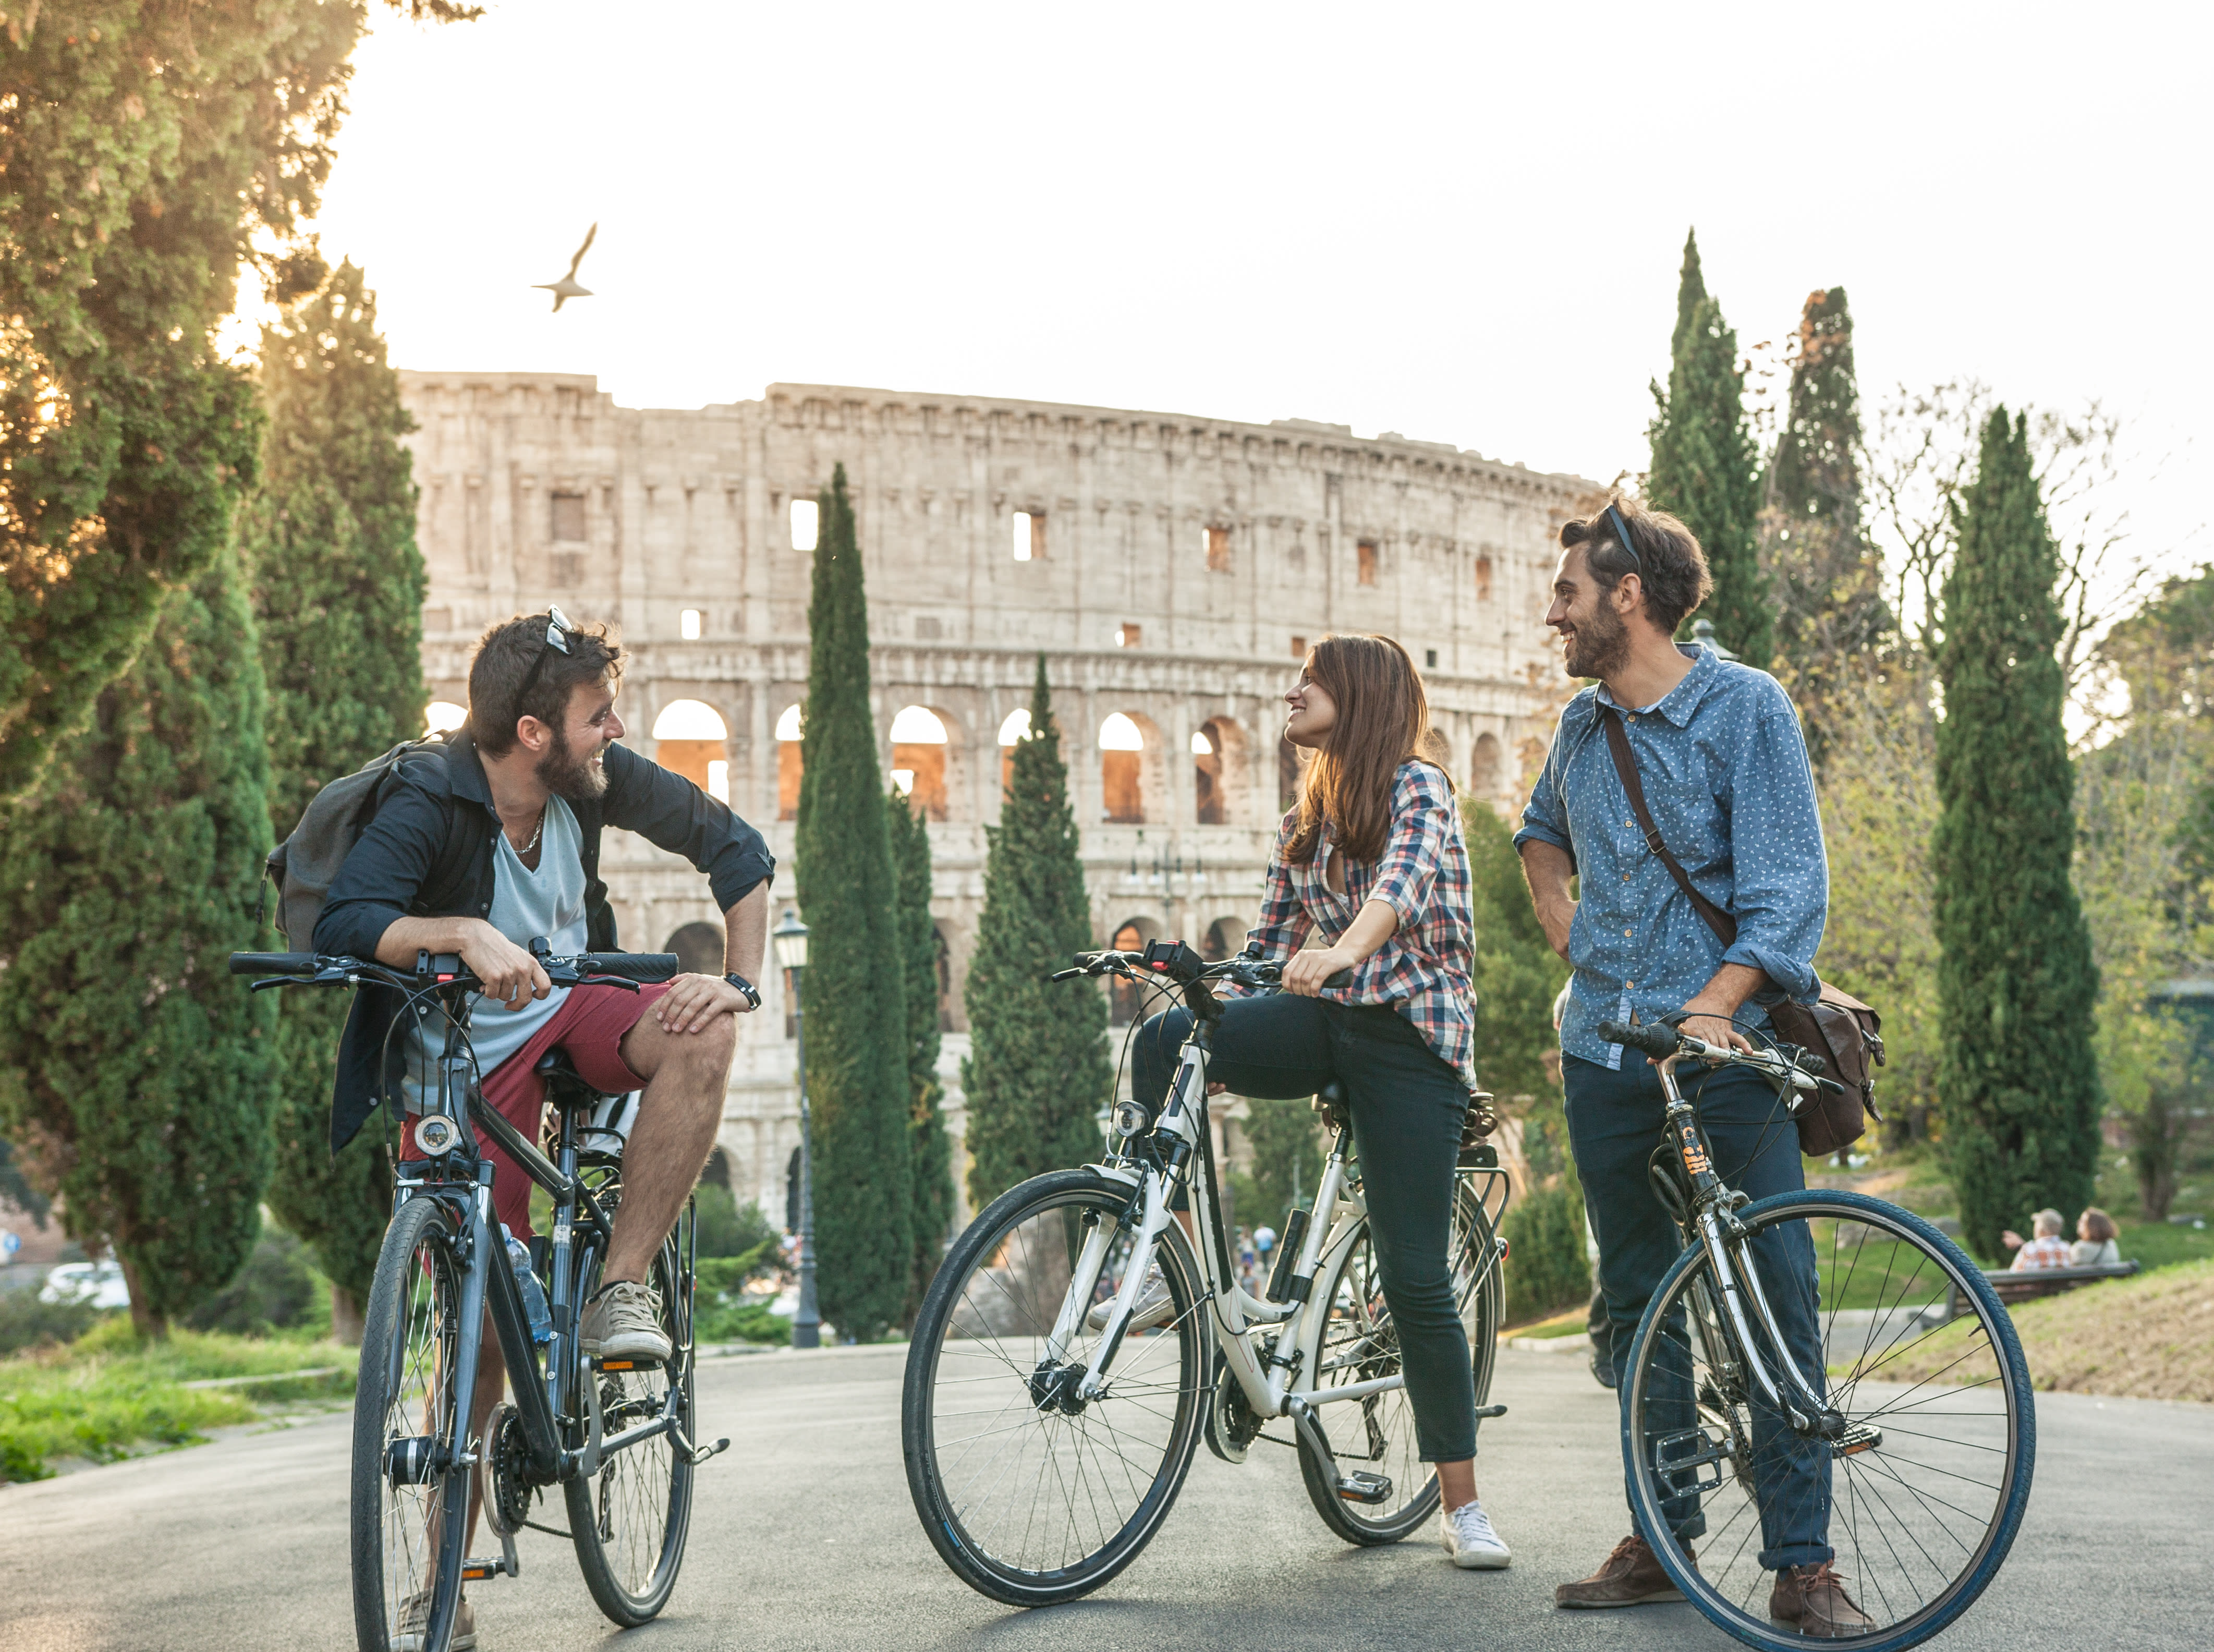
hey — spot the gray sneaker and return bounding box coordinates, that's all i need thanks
[1085,1272,1175,1333]
[391,1589,474,1651]
[580,1280,672,1363]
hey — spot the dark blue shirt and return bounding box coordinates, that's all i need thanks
[1513,645,1827,1070]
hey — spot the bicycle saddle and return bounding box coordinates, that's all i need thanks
[1312,1081,1349,1132]
[534,1047,613,1109]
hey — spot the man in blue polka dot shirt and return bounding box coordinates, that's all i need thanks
[1515,496,1868,1637]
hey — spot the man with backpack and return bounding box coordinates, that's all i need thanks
[1513,500,1871,1638]
[315,610,773,1374]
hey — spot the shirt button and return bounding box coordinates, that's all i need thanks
[1626,980,1636,989]
[1623,927,1633,938]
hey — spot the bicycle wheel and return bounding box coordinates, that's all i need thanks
[903,1168,1208,1606]
[351,1193,469,1652]
[1624,1190,2035,1652]
[1297,1177,1501,1544]
[567,1224,696,1625]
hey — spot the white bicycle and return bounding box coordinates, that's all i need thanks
[901,943,1507,1605]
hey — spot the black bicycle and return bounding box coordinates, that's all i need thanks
[1598,1015,2035,1652]
[232,945,729,1652]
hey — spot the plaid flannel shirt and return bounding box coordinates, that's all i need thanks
[1239,760,1476,1086]
[2010,1235,2073,1272]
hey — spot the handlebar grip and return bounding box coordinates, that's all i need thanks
[1323,969,1353,989]
[1597,1019,1683,1059]
[229,952,319,977]
[575,952,683,983]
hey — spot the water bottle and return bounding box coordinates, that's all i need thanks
[504,1225,552,1345]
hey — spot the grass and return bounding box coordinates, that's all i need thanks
[1870,1258,2214,1405]
[0,1318,356,1484]
[1502,1306,1587,1340]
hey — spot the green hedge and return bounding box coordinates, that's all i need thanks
[1502,1181,1591,1326]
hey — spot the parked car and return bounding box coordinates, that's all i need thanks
[39,1259,130,1310]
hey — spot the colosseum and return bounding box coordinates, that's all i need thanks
[398,373,1597,1229]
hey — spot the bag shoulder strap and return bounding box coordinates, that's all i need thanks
[1597,704,1738,946]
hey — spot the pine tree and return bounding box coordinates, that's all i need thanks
[963,658,1113,1207]
[793,466,911,1343]
[1933,410,2103,1258]
[1462,798,1570,1102]
[1647,230,1771,665]
[240,261,428,1340]
[1767,287,1890,762]
[0,543,278,1338]
[889,787,954,1320]
[0,3,460,801]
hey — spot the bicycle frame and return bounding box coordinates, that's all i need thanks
[1651,1047,1842,1440]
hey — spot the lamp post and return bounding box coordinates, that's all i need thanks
[773,907,821,1350]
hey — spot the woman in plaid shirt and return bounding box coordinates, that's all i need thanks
[1129,634,1509,1571]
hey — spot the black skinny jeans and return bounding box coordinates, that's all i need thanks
[1133,994,1477,1463]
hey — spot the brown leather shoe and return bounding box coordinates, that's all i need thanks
[1770,1563,1876,1638]
[1554,1533,1693,1608]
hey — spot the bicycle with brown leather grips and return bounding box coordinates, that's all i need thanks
[231,944,739,1652]
[1595,1014,2035,1652]
[901,940,1510,1606]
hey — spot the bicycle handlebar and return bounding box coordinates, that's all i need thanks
[227,948,687,992]
[1597,1018,1683,1059]
[229,952,319,977]
[1056,949,1352,992]
[1596,1017,1847,1094]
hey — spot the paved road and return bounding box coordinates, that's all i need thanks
[4,1345,2207,1651]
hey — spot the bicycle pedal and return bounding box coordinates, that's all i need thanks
[690,1436,731,1466]
[460,1556,516,1582]
[1832,1423,1883,1458]
[1475,1403,1509,1419]
[1334,1471,1393,1504]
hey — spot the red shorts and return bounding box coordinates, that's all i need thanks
[401,981,671,1240]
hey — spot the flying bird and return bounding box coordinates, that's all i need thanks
[533,223,598,311]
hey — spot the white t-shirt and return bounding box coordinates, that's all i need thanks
[406,798,588,1111]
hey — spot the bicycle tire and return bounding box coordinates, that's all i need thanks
[351,1193,470,1652]
[1298,1175,1502,1544]
[1622,1190,2035,1652]
[567,1226,696,1625]
[903,1168,1207,1606]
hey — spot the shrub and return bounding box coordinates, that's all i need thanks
[185,1227,318,1337]
[1502,1181,1591,1326]
[0,1291,103,1358]
[694,1182,781,1261]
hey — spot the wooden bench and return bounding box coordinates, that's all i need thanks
[1943,1259,2140,1320]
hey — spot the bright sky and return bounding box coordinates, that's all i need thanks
[311,1,2209,601]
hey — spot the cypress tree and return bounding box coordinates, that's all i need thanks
[0,3,417,801]
[241,261,428,1340]
[1462,797,1570,1102]
[0,543,278,1338]
[1647,230,1771,665]
[1768,287,1890,761]
[793,466,911,1343]
[1932,410,2103,1257]
[889,787,954,1318]
[963,658,1113,1207]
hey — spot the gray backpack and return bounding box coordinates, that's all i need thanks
[262,736,449,948]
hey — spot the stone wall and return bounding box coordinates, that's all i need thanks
[398,373,1598,1230]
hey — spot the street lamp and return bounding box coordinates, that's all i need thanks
[773,907,821,1350]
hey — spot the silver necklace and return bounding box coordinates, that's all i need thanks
[515,808,545,858]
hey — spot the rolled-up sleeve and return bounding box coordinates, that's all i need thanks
[1511,721,1576,863]
[1368,769,1451,930]
[603,744,775,909]
[314,775,449,960]
[1719,685,1827,1003]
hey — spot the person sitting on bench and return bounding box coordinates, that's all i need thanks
[2001,1209,2073,1271]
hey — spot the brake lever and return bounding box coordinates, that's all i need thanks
[1048,967,1087,982]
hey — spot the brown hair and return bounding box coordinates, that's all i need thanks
[466,612,624,756]
[2078,1207,2118,1244]
[1559,493,1713,634]
[1285,634,1447,865]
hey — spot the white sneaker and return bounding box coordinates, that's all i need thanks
[580,1280,672,1363]
[1085,1271,1175,1333]
[1442,1499,1512,1569]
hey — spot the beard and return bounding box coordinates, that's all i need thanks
[1561,597,1631,681]
[537,724,610,802]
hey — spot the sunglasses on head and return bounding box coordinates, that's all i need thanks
[1603,503,1645,576]
[514,605,576,706]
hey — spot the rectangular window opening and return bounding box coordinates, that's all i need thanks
[1115,622,1141,649]
[680,608,702,640]
[790,498,819,552]
[1475,555,1493,600]
[1204,524,1231,573]
[1290,635,1307,659]
[1357,540,1379,586]
[1425,648,1438,668]
[550,492,587,543]
[1013,510,1045,561]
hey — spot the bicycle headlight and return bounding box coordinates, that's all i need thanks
[1112,1101,1152,1139]
[413,1114,459,1156]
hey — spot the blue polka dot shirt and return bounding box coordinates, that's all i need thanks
[1513,644,1828,1071]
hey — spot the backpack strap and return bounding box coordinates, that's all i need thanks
[1598,704,1738,946]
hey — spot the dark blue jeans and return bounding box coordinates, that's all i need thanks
[1564,1054,1833,1571]
[1133,996,1477,1463]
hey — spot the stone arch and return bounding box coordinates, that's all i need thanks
[1100,711,1166,825]
[1194,714,1249,826]
[1108,914,1162,1025]
[775,702,805,820]
[1277,733,1310,815]
[663,919,725,976]
[1471,731,1502,800]
[1201,916,1246,962]
[890,702,962,822]
[652,698,731,801]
